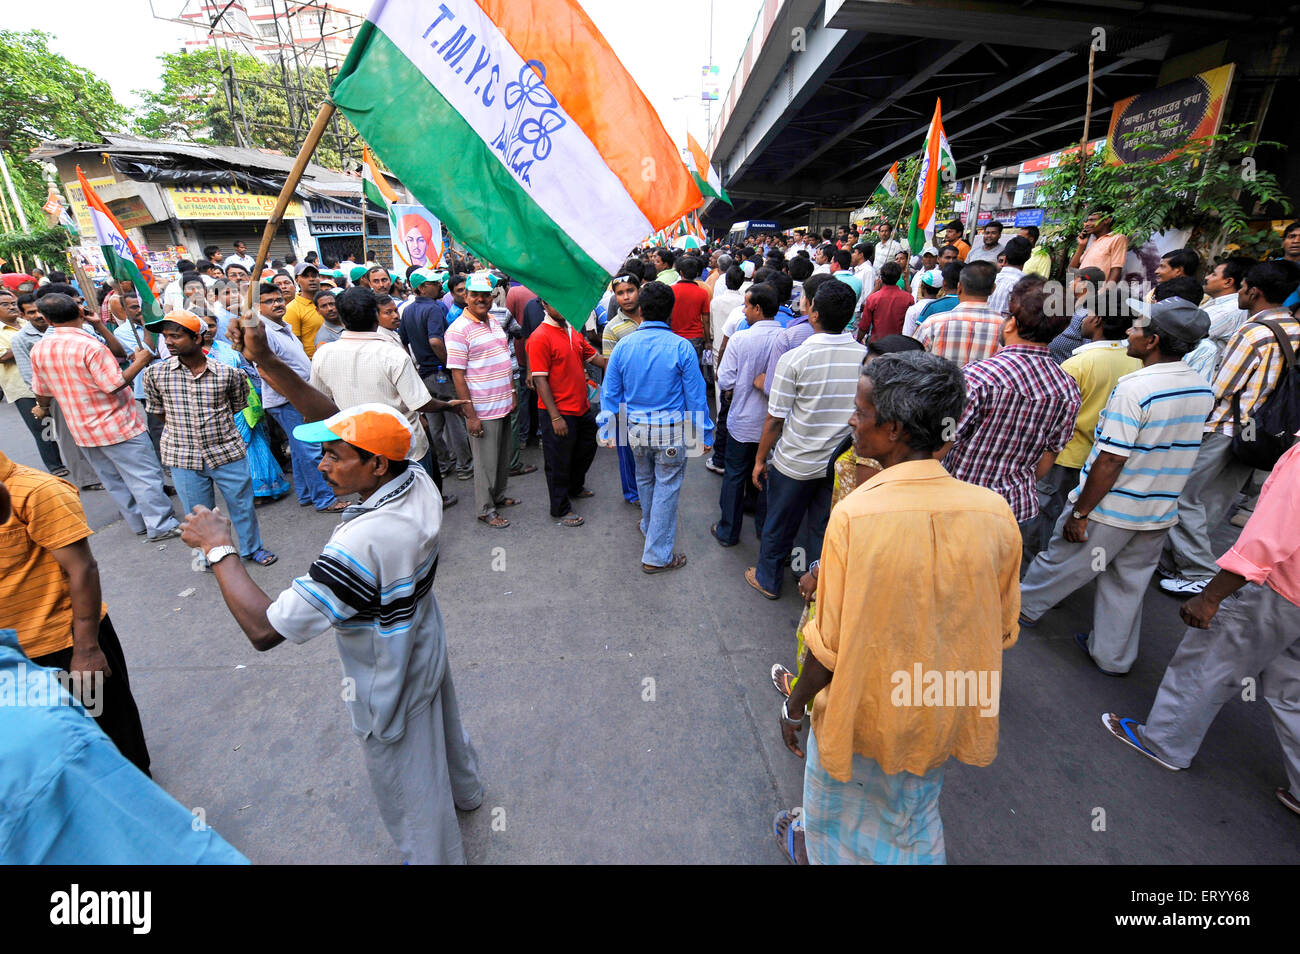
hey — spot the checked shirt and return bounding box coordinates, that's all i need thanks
[143,355,249,470]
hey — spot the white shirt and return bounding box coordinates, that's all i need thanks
[965,239,1006,265]
[902,299,932,338]
[987,266,1024,317]
[225,253,255,271]
[812,263,831,276]
[873,238,909,269]
[711,287,744,352]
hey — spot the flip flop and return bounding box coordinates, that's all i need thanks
[317,500,348,513]
[81,482,105,492]
[508,464,537,476]
[560,513,584,528]
[642,553,687,574]
[711,522,737,547]
[478,513,510,529]
[571,488,594,498]
[51,468,70,478]
[245,548,278,567]
[497,497,522,508]
[772,809,806,865]
[1100,712,1180,770]
[442,493,459,508]
[1277,788,1300,817]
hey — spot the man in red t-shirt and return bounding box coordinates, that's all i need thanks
[669,256,711,362]
[527,299,609,527]
[859,260,914,342]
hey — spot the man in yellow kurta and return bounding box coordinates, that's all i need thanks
[776,351,1022,864]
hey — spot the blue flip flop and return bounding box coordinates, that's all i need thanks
[773,809,806,864]
[246,548,278,567]
[1101,712,1180,771]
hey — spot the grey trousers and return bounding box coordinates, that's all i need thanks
[469,416,512,518]
[1020,509,1169,673]
[361,671,482,865]
[79,432,180,537]
[423,372,472,476]
[1159,431,1253,581]
[51,401,99,488]
[1140,584,1300,795]
[1035,463,1080,554]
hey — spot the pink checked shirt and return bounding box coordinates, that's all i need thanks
[28,326,146,447]
[1218,437,1300,607]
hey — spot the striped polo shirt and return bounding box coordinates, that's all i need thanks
[444,312,515,420]
[768,331,868,480]
[1073,361,1215,531]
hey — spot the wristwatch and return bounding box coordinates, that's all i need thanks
[780,698,804,727]
[205,545,238,565]
[1071,509,1089,520]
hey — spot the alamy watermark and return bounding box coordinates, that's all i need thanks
[0,663,104,716]
[890,663,1001,717]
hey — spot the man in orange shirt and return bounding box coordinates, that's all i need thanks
[1069,206,1128,283]
[0,451,151,774]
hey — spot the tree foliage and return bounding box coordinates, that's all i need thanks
[0,30,125,227]
[132,48,356,171]
[863,155,958,239]
[1035,124,1292,268]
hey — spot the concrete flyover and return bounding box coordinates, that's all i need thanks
[702,0,1295,229]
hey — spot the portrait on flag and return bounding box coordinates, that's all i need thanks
[391,204,443,270]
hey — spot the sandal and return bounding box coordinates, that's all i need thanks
[1100,712,1180,770]
[81,482,105,492]
[642,553,687,574]
[773,809,807,865]
[745,566,780,600]
[245,548,278,567]
[317,500,348,513]
[507,463,537,476]
[571,488,594,498]
[442,492,459,508]
[496,497,522,508]
[478,513,510,529]
[711,522,737,547]
[51,467,70,478]
[770,663,795,698]
[560,513,584,528]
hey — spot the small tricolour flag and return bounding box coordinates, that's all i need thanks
[361,143,399,207]
[687,132,730,205]
[76,166,161,321]
[872,161,900,203]
[332,0,702,328]
[907,100,957,255]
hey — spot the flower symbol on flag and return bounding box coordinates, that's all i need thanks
[493,60,566,185]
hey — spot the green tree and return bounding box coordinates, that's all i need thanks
[133,48,356,171]
[0,30,123,247]
[863,155,957,242]
[1035,124,1292,273]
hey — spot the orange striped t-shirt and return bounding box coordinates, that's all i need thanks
[0,451,97,658]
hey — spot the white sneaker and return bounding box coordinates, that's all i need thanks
[704,460,725,475]
[1159,576,1208,596]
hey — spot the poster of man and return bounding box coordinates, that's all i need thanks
[393,204,444,270]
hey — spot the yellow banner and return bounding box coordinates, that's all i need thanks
[166,185,302,221]
[64,176,115,235]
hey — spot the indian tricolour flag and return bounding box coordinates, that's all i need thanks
[907,100,957,255]
[76,166,161,321]
[331,0,702,328]
[872,161,900,203]
[687,132,730,205]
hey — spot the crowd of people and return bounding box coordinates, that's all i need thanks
[2,214,1299,865]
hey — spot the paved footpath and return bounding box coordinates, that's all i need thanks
[3,400,1296,863]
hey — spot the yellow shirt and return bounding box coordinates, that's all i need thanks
[285,294,324,359]
[802,459,1022,781]
[1057,340,1141,470]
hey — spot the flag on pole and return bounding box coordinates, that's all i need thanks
[686,132,730,204]
[331,0,702,328]
[872,161,900,203]
[76,166,161,321]
[361,144,399,207]
[907,100,956,255]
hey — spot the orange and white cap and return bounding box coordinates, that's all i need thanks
[291,403,412,461]
[145,309,204,335]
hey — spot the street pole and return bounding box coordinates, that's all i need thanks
[245,100,337,322]
[0,149,36,271]
[967,155,988,244]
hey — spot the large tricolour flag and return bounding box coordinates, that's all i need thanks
[907,100,956,255]
[331,0,702,328]
[76,166,161,321]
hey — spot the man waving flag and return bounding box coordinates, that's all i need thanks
[331,0,702,328]
[76,166,161,321]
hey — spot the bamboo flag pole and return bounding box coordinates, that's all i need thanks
[243,100,337,325]
[892,158,922,250]
[1078,44,1097,198]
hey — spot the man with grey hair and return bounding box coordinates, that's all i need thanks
[775,350,1021,864]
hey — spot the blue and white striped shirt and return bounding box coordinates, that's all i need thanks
[1073,361,1214,530]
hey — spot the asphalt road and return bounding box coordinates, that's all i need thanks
[2,399,1296,863]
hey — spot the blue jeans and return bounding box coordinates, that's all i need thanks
[616,441,639,503]
[716,438,764,545]
[633,444,687,567]
[756,466,832,595]
[172,457,265,558]
[268,404,335,509]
